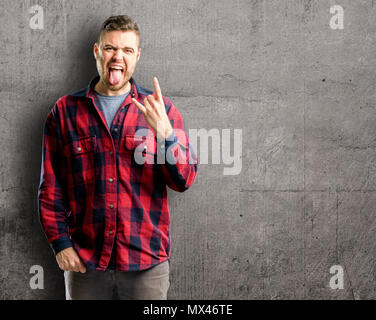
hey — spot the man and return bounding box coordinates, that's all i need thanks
[38,15,198,300]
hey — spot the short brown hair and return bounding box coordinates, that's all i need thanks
[97,15,140,47]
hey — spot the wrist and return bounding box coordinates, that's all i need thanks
[164,126,173,139]
[156,122,173,140]
[51,236,73,256]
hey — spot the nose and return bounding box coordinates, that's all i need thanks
[112,49,124,61]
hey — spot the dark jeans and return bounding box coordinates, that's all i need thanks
[64,260,170,300]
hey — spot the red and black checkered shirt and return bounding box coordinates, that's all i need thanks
[38,76,198,271]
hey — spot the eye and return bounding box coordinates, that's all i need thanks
[104,47,113,51]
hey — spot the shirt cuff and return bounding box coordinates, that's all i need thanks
[51,235,73,255]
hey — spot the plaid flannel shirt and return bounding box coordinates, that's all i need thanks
[37,76,198,271]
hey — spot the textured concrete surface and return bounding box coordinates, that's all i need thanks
[1,0,376,299]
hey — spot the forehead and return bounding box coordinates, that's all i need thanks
[100,30,139,48]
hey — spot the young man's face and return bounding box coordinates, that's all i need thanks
[94,30,141,95]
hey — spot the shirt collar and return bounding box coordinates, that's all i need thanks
[86,76,138,100]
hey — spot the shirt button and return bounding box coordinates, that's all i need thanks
[109,230,113,235]
[109,178,113,182]
[109,151,113,156]
[113,128,118,133]
[109,203,114,209]
[77,147,82,152]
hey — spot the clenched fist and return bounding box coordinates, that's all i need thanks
[56,247,87,273]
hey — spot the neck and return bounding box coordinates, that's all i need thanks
[94,79,131,96]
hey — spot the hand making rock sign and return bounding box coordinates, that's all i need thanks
[132,77,173,140]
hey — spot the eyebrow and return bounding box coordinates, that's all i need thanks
[103,44,134,51]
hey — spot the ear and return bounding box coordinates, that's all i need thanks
[93,42,99,59]
[136,47,141,62]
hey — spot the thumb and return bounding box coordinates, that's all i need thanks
[132,98,146,115]
[79,261,87,274]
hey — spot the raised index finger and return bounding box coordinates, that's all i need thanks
[153,76,163,101]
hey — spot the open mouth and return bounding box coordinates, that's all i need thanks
[108,65,124,85]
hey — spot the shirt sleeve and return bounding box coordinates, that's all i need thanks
[37,105,73,255]
[156,98,199,192]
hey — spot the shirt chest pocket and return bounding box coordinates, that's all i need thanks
[65,135,97,187]
[124,134,157,166]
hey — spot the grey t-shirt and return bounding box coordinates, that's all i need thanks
[95,90,130,129]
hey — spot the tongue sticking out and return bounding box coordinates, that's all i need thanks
[109,68,122,85]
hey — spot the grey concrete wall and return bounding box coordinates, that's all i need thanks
[1,0,375,299]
